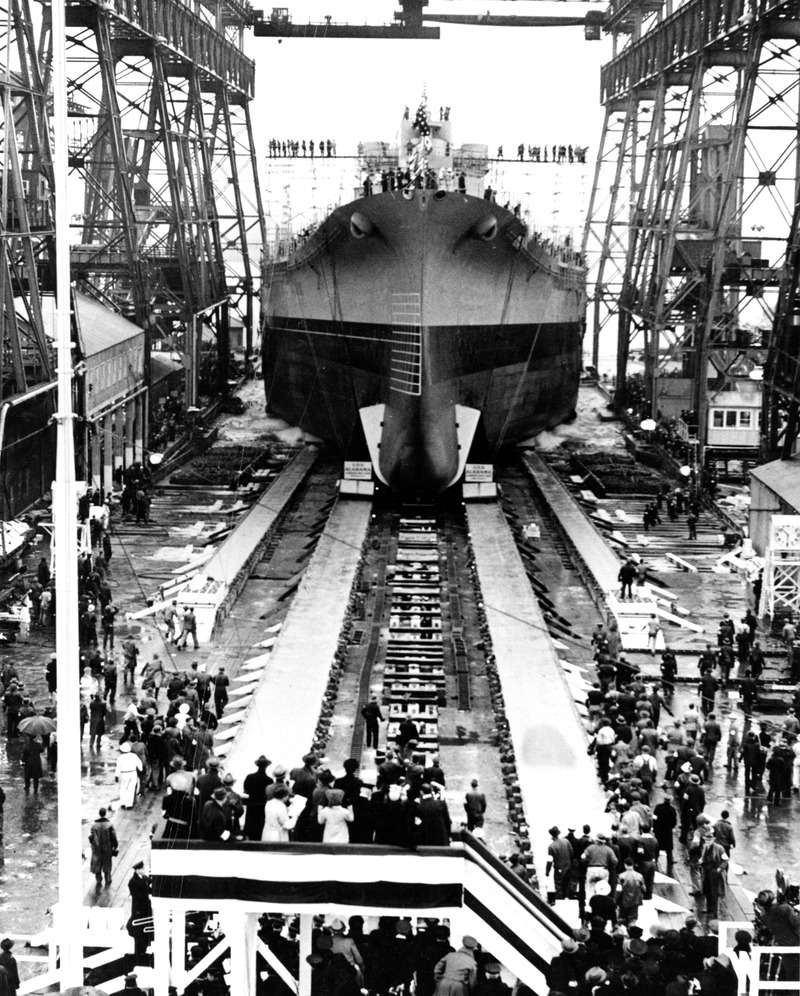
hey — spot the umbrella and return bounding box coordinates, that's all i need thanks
[18,715,56,737]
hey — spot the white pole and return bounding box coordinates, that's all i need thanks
[51,0,84,987]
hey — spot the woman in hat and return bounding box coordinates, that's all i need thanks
[162,764,197,840]
[116,741,143,809]
[318,789,354,843]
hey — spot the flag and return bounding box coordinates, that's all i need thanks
[413,99,430,138]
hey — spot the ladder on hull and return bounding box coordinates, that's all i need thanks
[390,291,422,396]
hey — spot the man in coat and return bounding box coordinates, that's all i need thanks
[196,757,223,808]
[361,695,384,749]
[199,787,231,842]
[433,935,478,995]
[653,791,678,872]
[546,826,573,900]
[127,861,152,964]
[463,779,487,831]
[700,828,728,918]
[212,666,229,717]
[242,755,272,841]
[89,807,118,891]
[414,783,451,845]
[0,938,19,996]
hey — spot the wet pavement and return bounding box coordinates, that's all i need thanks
[0,381,308,937]
[0,380,796,950]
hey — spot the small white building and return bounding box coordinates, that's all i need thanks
[706,379,762,450]
[749,458,800,556]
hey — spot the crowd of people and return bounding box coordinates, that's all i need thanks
[149,389,187,455]
[157,743,472,848]
[268,138,337,158]
[361,167,469,195]
[496,144,589,164]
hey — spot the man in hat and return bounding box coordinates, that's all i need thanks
[221,772,244,837]
[547,937,583,992]
[89,807,118,892]
[433,936,478,994]
[290,754,319,798]
[700,827,728,918]
[653,789,678,872]
[397,715,420,753]
[473,961,511,995]
[616,857,646,926]
[0,938,18,995]
[122,971,147,995]
[266,764,289,800]
[678,774,705,845]
[414,783,451,846]
[464,779,487,831]
[581,833,618,898]
[546,826,573,901]
[212,666,229,716]
[127,861,152,964]
[329,917,365,984]
[242,755,273,840]
[199,787,231,842]
[196,756,223,808]
[121,635,139,685]
[361,694,384,749]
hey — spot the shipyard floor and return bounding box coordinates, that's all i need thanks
[0,383,796,963]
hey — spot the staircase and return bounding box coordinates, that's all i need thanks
[149,831,571,995]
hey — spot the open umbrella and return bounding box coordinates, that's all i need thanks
[18,715,56,737]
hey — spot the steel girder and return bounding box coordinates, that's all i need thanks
[0,0,55,399]
[587,0,800,465]
[583,95,648,387]
[64,0,263,396]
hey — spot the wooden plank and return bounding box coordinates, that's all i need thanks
[666,551,699,573]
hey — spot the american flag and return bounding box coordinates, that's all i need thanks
[407,96,432,184]
[413,99,430,138]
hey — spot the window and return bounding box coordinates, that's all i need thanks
[725,410,737,427]
[712,410,724,427]
[739,410,751,428]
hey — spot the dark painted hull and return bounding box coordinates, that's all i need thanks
[263,189,585,491]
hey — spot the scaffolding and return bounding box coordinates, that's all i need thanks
[584,0,800,463]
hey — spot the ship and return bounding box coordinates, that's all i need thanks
[262,100,586,493]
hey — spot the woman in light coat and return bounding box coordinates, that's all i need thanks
[116,741,143,808]
[262,785,297,842]
[318,788,354,843]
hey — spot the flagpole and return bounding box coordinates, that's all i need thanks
[51,0,84,986]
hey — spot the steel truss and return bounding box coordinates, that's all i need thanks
[585,0,800,463]
[0,0,55,399]
[64,0,264,395]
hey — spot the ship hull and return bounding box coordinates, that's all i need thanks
[263,189,584,492]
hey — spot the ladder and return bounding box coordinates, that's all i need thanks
[390,291,422,396]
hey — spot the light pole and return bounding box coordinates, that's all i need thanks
[52,0,84,986]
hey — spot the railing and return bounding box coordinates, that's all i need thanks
[149,832,570,993]
[601,0,799,103]
[718,922,800,995]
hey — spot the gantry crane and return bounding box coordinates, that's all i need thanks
[253,0,606,39]
[584,0,800,468]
